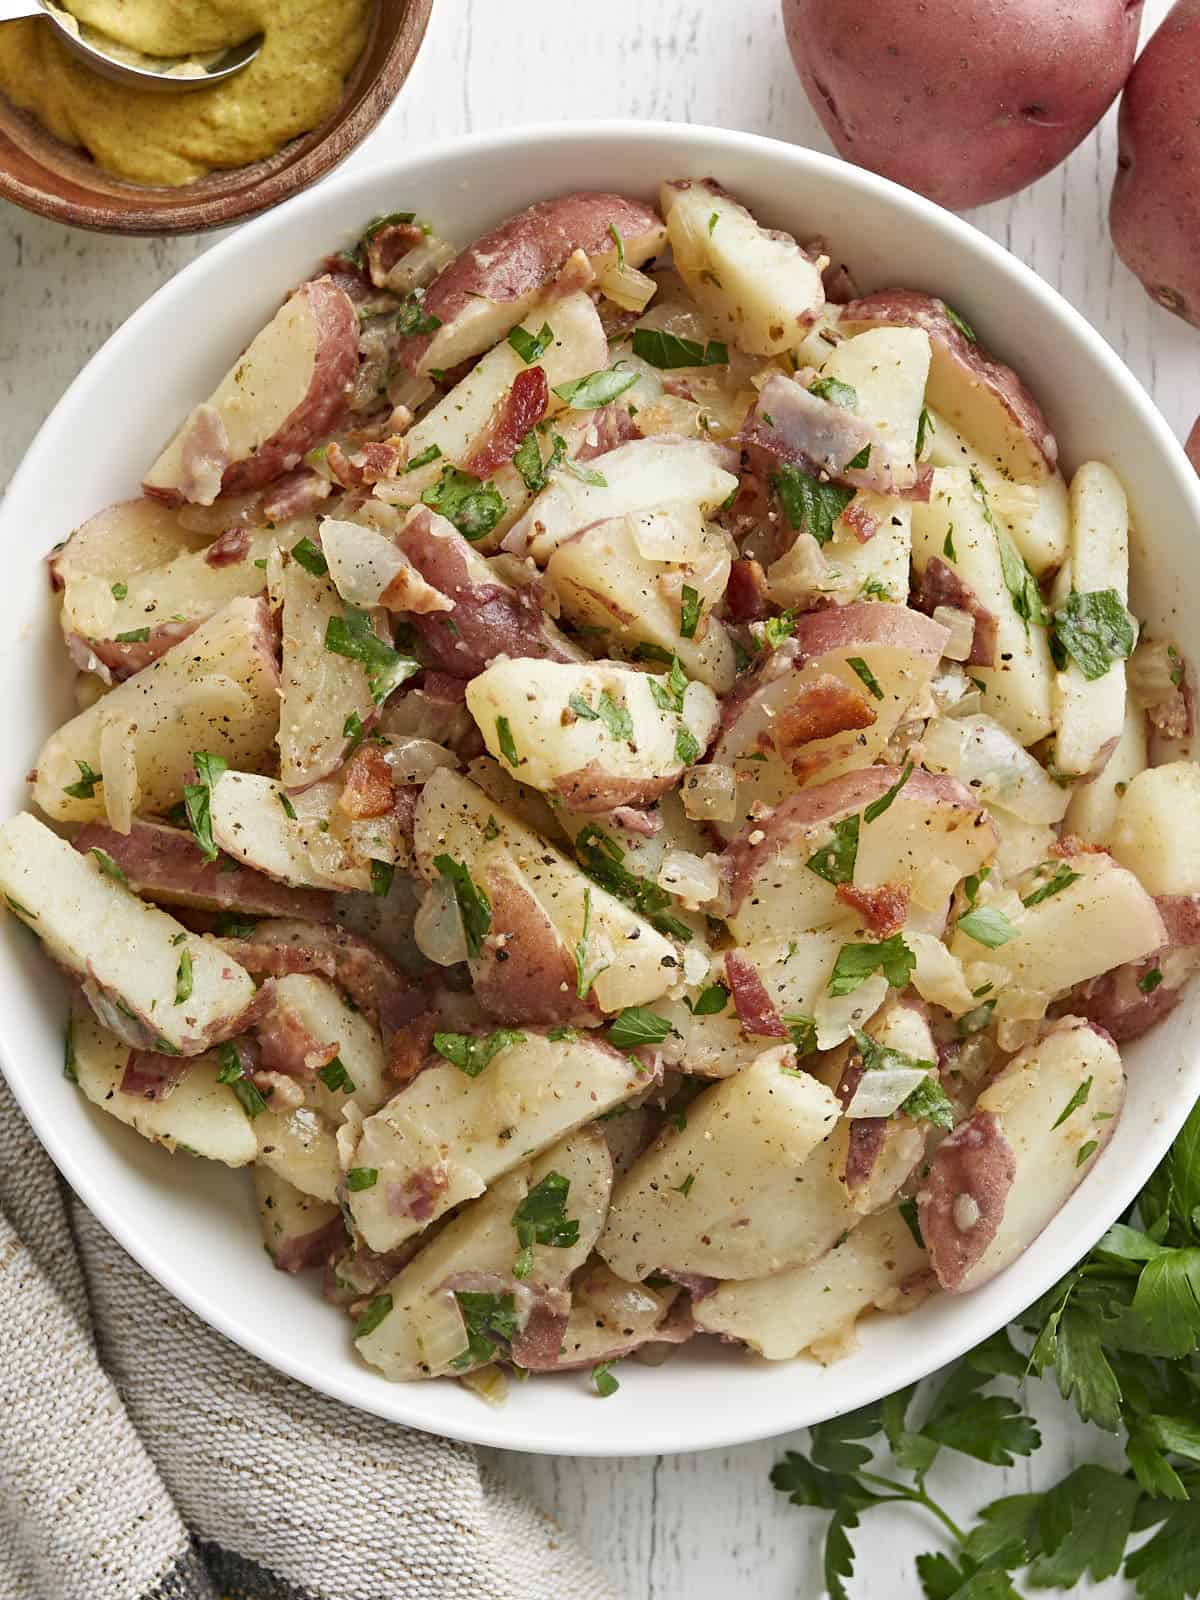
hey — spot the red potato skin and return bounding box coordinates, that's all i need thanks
[394,192,666,375]
[783,0,1143,212]
[144,278,359,505]
[1111,1,1200,325]
[471,855,598,1027]
[917,1109,1017,1292]
[839,290,1058,474]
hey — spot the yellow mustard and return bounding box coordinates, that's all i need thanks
[0,0,371,187]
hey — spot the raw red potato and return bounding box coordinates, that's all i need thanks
[68,1004,258,1167]
[694,1205,929,1361]
[393,506,583,676]
[708,601,948,838]
[0,813,258,1057]
[1111,0,1200,326]
[391,191,666,377]
[918,1017,1124,1294]
[355,1130,612,1380]
[723,765,996,944]
[949,851,1166,1002]
[659,178,825,355]
[144,278,359,505]
[784,0,1142,211]
[34,596,281,824]
[346,1029,643,1253]
[465,658,719,812]
[72,820,335,924]
[256,1168,345,1275]
[840,291,1059,484]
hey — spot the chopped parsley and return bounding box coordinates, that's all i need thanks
[353,1293,394,1340]
[420,465,505,541]
[647,656,689,714]
[592,1361,620,1398]
[90,847,129,887]
[828,935,914,996]
[607,1007,674,1050]
[513,429,565,494]
[370,859,395,898]
[943,302,977,342]
[1052,590,1138,680]
[763,611,796,649]
[672,1173,696,1198]
[63,760,102,800]
[943,524,957,562]
[674,726,702,766]
[1138,967,1164,995]
[974,472,1049,631]
[785,1014,818,1056]
[805,813,860,886]
[174,949,193,1005]
[277,791,297,821]
[512,1171,579,1279]
[573,824,692,942]
[452,1290,517,1368]
[1052,1076,1093,1129]
[574,885,609,1000]
[847,656,884,700]
[346,1167,378,1191]
[290,536,327,577]
[629,329,728,369]
[552,367,638,409]
[405,443,442,473]
[809,376,858,410]
[846,443,872,472]
[1076,1140,1100,1167]
[689,981,729,1016]
[111,580,128,601]
[957,905,1016,948]
[216,1041,267,1118]
[863,761,913,823]
[318,1057,355,1094]
[114,627,151,644]
[900,1076,956,1130]
[495,715,520,766]
[433,1029,526,1077]
[679,584,702,640]
[1021,861,1083,907]
[916,406,933,456]
[771,464,854,546]
[507,321,554,363]
[432,854,491,958]
[324,607,420,702]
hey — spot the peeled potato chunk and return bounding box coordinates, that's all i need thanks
[1109,762,1200,895]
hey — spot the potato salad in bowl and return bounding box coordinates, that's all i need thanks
[4,174,1197,1401]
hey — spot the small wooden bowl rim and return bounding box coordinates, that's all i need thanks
[0,0,433,236]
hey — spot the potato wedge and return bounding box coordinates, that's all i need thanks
[346,1029,642,1251]
[50,496,210,590]
[144,277,359,505]
[694,1206,929,1360]
[255,1104,342,1204]
[466,658,718,812]
[912,467,1055,745]
[413,768,678,1016]
[257,972,391,1121]
[1,814,255,1056]
[34,596,280,823]
[210,772,358,891]
[255,1167,344,1273]
[919,1016,1123,1293]
[659,178,825,356]
[709,602,948,837]
[70,1005,257,1166]
[922,712,1070,825]
[1051,463,1132,777]
[598,1045,844,1281]
[1110,762,1200,894]
[521,1259,688,1371]
[1064,697,1147,846]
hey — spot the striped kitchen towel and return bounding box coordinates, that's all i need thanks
[0,1074,617,1600]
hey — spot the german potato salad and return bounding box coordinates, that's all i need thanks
[6,179,1198,1398]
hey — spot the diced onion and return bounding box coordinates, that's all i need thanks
[681,763,737,824]
[414,880,468,967]
[767,532,830,607]
[844,1066,930,1119]
[385,737,456,785]
[932,605,975,662]
[680,942,713,989]
[996,1016,1043,1052]
[656,849,721,908]
[1128,637,1183,707]
[923,713,1070,824]
[596,260,658,313]
[382,234,456,294]
[458,1364,510,1406]
[321,518,408,608]
[412,1292,472,1373]
[906,932,975,1015]
[631,503,707,565]
[386,370,437,414]
[814,973,889,1050]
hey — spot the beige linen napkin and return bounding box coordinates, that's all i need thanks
[0,1075,618,1600]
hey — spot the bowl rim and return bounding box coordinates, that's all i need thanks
[0,0,434,235]
[5,117,1200,1457]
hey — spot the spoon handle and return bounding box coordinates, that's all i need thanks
[0,0,44,18]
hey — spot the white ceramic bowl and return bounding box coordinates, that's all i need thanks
[3,121,1198,1458]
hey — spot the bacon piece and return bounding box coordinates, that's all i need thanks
[325,440,360,490]
[724,950,788,1038]
[914,556,998,668]
[255,1000,337,1082]
[262,468,331,522]
[772,672,877,749]
[740,373,912,496]
[119,1049,188,1102]
[395,505,577,676]
[842,499,879,543]
[359,440,404,484]
[365,221,426,287]
[391,784,420,842]
[464,366,549,478]
[387,1012,437,1083]
[917,1110,1016,1292]
[223,920,421,1035]
[836,881,910,938]
[204,525,251,568]
[388,1166,450,1221]
[1050,834,1110,860]
[576,402,641,461]
[72,821,334,923]
[273,1213,347,1276]
[339,744,395,820]
[725,558,771,623]
[378,556,454,614]
[177,404,232,506]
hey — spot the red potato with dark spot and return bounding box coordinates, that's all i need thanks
[143,278,358,505]
[393,192,667,376]
[1111,1,1200,325]
[783,0,1143,212]
[918,1016,1125,1293]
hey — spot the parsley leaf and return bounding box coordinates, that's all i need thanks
[679,584,702,640]
[553,367,638,409]
[346,1167,378,1191]
[805,813,860,885]
[90,847,129,887]
[863,761,913,823]
[63,759,102,800]
[433,1029,525,1077]
[689,981,729,1016]
[901,1076,956,1130]
[183,751,228,863]
[174,948,193,1005]
[630,329,728,369]
[944,302,977,342]
[574,885,609,1000]
[809,376,858,409]
[325,607,420,702]
[507,321,554,363]
[916,406,933,456]
[573,824,692,942]
[771,463,854,544]
[495,715,520,766]
[1053,589,1138,681]
[592,1361,620,1397]
[432,854,491,958]
[674,726,701,766]
[512,1170,579,1279]
[957,906,1016,948]
[452,1290,517,1368]
[973,472,1050,632]
[420,465,505,540]
[847,656,884,700]
[828,935,915,996]
[1021,861,1082,907]
[290,535,327,577]
[1051,1075,1093,1129]
[353,1293,394,1340]
[607,1007,673,1050]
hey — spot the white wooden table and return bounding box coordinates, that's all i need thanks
[0,1,1189,1593]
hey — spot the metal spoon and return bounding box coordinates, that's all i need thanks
[0,0,260,91]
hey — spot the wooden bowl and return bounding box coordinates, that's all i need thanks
[0,0,433,235]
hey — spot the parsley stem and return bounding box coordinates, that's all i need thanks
[856,1472,967,1544]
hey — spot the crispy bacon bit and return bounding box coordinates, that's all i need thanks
[725,558,771,623]
[119,1049,188,1102]
[204,525,251,568]
[378,556,454,614]
[1049,834,1110,860]
[325,440,360,490]
[358,440,405,484]
[464,366,549,478]
[835,881,910,938]
[842,499,879,543]
[273,1214,347,1276]
[773,673,877,749]
[725,949,788,1038]
[339,744,395,819]
[365,221,426,288]
[387,1166,450,1221]
[387,1012,437,1083]
[577,402,641,460]
[914,557,998,667]
[225,920,421,1036]
[262,468,331,522]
